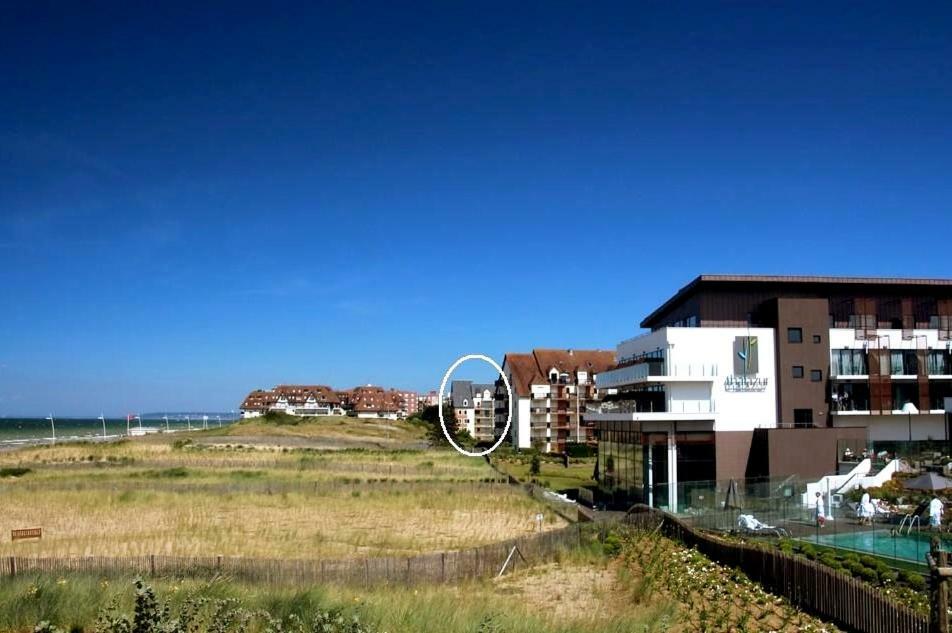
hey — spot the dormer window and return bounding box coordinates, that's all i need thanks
[549,369,559,383]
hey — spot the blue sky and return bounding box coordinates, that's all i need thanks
[2,2,951,416]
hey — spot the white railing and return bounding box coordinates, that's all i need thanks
[596,363,718,389]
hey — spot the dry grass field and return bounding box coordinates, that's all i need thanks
[0,419,564,559]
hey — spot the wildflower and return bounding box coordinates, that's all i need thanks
[56,578,67,586]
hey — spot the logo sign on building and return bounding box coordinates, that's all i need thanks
[726,336,768,392]
[733,336,759,375]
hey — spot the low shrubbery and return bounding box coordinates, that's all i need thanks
[33,578,378,633]
[0,466,31,477]
[776,538,928,612]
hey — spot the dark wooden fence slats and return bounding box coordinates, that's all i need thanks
[2,524,582,588]
[625,506,928,633]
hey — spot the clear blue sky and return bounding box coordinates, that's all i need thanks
[2,2,951,416]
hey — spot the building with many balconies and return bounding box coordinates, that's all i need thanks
[498,349,615,452]
[592,274,952,511]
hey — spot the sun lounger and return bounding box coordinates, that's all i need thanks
[736,514,789,538]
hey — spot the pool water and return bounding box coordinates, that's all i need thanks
[805,529,940,565]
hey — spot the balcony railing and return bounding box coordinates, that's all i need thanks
[590,399,716,415]
[596,363,718,389]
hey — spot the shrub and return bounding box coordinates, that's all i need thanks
[565,443,596,458]
[529,454,541,477]
[602,533,623,557]
[0,467,31,478]
[799,543,817,560]
[898,569,927,592]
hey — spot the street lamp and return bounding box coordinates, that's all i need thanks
[46,414,56,446]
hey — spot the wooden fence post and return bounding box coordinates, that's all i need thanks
[8,556,15,577]
[149,554,156,576]
[931,538,949,633]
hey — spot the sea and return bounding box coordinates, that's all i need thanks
[0,416,238,448]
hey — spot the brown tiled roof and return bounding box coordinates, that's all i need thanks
[240,390,278,410]
[503,353,541,398]
[503,349,615,397]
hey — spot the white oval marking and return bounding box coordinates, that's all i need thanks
[438,354,513,457]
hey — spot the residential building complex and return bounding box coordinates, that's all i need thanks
[418,390,439,409]
[239,385,343,418]
[592,274,952,511]
[498,349,615,452]
[449,381,496,441]
[240,384,417,419]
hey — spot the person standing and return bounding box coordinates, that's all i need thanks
[815,491,826,527]
[929,496,944,530]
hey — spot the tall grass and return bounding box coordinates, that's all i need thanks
[0,571,676,633]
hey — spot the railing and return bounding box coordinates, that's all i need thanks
[590,399,716,415]
[596,363,719,389]
[626,505,928,633]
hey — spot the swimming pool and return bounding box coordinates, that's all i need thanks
[804,529,939,565]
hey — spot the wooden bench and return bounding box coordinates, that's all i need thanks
[11,527,42,541]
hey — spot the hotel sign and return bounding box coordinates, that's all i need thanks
[726,336,767,392]
[724,375,769,392]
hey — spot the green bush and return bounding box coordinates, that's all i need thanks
[898,570,927,592]
[529,454,541,477]
[799,543,816,560]
[565,444,596,458]
[602,533,623,557]
[0,467,31,478]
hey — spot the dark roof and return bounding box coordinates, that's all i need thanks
[450,380,473,408]
[472,383,494,396]
[641,274,952,328]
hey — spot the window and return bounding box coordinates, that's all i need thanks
[813,335,822,344]
[810,369,823,382]
[832,349,868,376]
[792,366,804,379]
[929,350,952,375]
[890,350,919,375]
[788,328,803,343]
[794,409,814,428]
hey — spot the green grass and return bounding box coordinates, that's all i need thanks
[0,565,675,633]
[494,456,596,491]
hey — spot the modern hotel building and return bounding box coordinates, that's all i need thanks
[592,275,952,510]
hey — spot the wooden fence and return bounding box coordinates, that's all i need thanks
[2,523,583,587]
[626,505,929,633]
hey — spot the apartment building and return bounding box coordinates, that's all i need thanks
[350,385,417,419]
[498,349,615,453]
[239,385,343,418]
[418,390,439,409]
[449,381,496,441]
[592,274,952,510]
[240,384,416,419]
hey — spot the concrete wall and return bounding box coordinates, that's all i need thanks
[714,431,754,481]
[765,427,867,480]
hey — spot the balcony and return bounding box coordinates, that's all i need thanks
[587,398,716,422]
[596,362,718,389]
